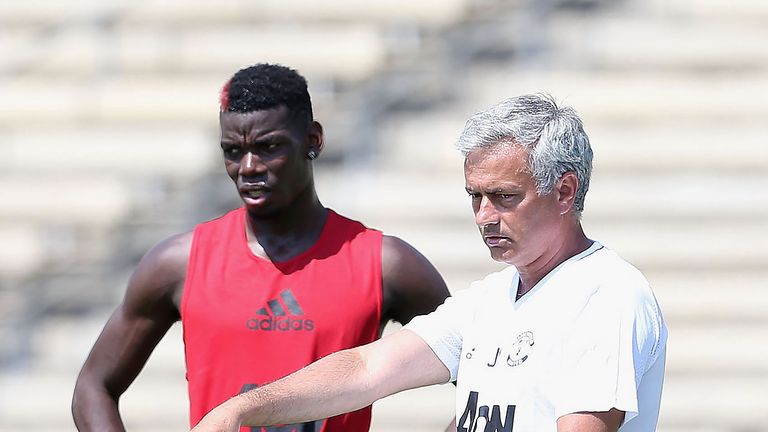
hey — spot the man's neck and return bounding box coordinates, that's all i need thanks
[244,189,328,262]
[517,224,592,295]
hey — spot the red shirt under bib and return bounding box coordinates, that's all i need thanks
[182,208,382,431]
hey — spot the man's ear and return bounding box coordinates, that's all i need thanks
[556,172,579,215]
[307,121,325,156]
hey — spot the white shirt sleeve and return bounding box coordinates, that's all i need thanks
[553,279,667,425]
[404,287,478,382]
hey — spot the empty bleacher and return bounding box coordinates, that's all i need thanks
[0,0,766,431]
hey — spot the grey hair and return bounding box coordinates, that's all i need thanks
[455,93,593,215]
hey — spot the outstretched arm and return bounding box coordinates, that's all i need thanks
[72,233,190,431]
[192,329,451,431]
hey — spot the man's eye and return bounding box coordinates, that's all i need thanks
[499,194,515,200]
[223,147,241,157]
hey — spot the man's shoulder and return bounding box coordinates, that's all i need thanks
[153,231,194,261]
[475,265,517,286]
[195,207,244,230]
[327,208,380,234]
[123,230,193,312]
[327,210,384,253]
[579,244,661,315]
[581,244,650,289]
[139,231,194,281]
[463,266,517,298]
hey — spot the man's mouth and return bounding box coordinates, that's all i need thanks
[484,236,510,247]
[242,189,267,199]
[239,183,270,200]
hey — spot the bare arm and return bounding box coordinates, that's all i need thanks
[72,232,191,431]
[381,235,450,326]
[557,409,625,432]
[192,329,451,431]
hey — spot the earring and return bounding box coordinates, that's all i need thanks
[307,150,318,160]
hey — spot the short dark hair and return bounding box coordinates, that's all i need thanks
[219,63,313,125]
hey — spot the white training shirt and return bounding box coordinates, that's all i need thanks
[406,241,667,432]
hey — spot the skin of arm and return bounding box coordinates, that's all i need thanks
[192,329,450,431]
[380,234,450,326]
[71,232,191,431]
[557,409,625,432]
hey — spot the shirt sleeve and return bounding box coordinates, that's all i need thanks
[553,280,667,425]
[404,287,477,382]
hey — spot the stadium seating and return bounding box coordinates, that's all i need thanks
[0,0,765,431]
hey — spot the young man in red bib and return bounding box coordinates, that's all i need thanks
[72,64,450,432]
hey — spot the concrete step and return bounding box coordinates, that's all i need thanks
[0,175,132,225]
[588,124,768,173]
[0,313,187,429]
[0,0,470,28]
[666,323,768,374]
[583,219,768,270]
[27,312,182,374]
[551,14,768,71]
[649,270,768,323]
[4,24,384,82]
[317,167,768,225]
[643,0,768,20]
[0,76,339,126]
[0,76,220,126]
[586,172,768,220]
[0,226,115,284]
[0,0,116,27]
[315,166,470,227]
[468,69,768,123]
[0,368,188,430]
[0,127,218,177]
[112,24,384,81]
[378,110,768,173]
[659,374,768,430]
[123,0,469,27]
[0,224,47,279]
[377,110,470,171]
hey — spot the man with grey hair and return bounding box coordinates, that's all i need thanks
[191,93,668,432]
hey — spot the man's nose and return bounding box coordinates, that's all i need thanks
[475,196,499,227]
[239,152,266,175]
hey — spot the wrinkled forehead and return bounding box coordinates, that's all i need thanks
[463,142,534,189]
[464,140,530,171]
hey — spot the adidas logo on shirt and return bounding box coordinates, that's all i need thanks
[246,289,315,332]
